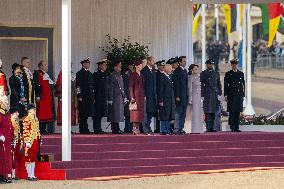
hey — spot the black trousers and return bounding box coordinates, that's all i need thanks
[40,122,54,134]
[79,115,94,134]
[155,118,160,133]
[205,113,215,131]
[111,122,120,134]
[124,116,132,133]
[229,112,241,131]
[93,116,103,133]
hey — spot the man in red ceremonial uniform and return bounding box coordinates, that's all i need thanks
[23,103,40,181]
[0,94,13,183]
[55,70,77,128]
[0,59,10,96]
[33,61,55,134]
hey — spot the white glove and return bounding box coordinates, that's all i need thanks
[0,135,5,142]
[201,97,204,101]
[26,143,31,149]
[107,101,113,105]
[218,95,222,101]
[189,100,193,105]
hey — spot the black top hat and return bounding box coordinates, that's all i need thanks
[9,107,18,114]
[27,103,36,111]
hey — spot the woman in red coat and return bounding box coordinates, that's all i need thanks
[129,59,145,135]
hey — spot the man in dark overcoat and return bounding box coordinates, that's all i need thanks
[76,58,95,134]
[200,59,222,132]
[141,56,157,135]
[93,59,108,134]
[172,56,188,134]
[224,59,245,132]
[158,63,175,135]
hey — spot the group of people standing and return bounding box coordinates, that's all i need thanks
[76,55,245,135]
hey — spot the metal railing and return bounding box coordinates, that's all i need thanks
[255,54,284,69]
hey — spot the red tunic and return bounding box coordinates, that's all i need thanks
[23,114,41,162]
[129,72,145,123]
[0,71,9,96]
[0,112,14,175]
[35,70,54,122]
[55,71,77,126]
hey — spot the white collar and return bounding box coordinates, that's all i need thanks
[180,66,185,70]
[147,65,153,70]
[163,72,170,77]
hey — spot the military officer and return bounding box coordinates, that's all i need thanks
[155,60,166,133]
[200,59,222,132]
[76,58,95,134]
[93,59,109,134]
[224,59,245,132]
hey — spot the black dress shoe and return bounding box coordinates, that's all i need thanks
[235,129,241,132]
[12,177,20,180]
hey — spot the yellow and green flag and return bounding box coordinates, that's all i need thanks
[259,3,282,47]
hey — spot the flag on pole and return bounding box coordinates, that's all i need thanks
[259,3,282,47]
[278,3,284,34]
[192,4,201,34]
[222,4,237,34]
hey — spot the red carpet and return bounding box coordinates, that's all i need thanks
[25,132,284,180]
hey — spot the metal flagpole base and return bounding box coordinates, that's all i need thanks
[243,103,255,116]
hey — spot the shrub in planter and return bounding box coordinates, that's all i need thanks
[100,34,150,73]
[240,113,284,125]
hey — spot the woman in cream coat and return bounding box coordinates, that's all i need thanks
[185,64,204,134]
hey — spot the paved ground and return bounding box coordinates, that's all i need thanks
[3,169,284,189]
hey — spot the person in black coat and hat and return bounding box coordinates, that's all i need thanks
[76,58,95,134]
[155,60,166,133]
[93,59,109,134]
[9,63,26,118]
[224,59,245,132]
[200,59,222,132]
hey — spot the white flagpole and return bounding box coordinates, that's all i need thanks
[62,0,72,161]
[188,1,193,67]
[215,4,219,41]
[244,4,255,116]
[242,4,247,108]
[201,4,206,71]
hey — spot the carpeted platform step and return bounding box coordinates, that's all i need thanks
[50,147,284,161]
[64,162,284,179]
[51,154,284,169]
[38,132,284,180]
